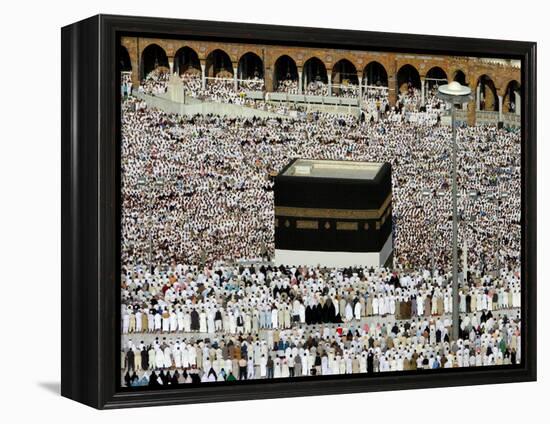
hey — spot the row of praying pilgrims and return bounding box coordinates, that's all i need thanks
[122,284,521,335]
[121,308,520,387]
[125,340,520,387]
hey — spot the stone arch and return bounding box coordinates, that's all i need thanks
[303,56,328,88]
[173,46,201,76]
[140,44,169,79]
[396,64,421,93]
[273,55,298,91]
[452,69,467,85]
[425,66,448,91]
[237,52,264,80]
[202,45,237,63]
[205,49,233,78]
[477,74,499,111]
[503,80,521,113]
[332,59,358,85]
[119,45,132,72]
[363,61,388,87]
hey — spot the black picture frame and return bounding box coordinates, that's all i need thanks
[61,14,537,409]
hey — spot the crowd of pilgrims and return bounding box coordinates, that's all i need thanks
[136,69,387,101]
[121,263,521,387]
[121,99,520,271]
[119,68,522,385]
[122,264,521,336]
[276,78,299,94]
[123,306,520,386]
[125,69,446,124]
[138,68,263,97]
[133,69,292,113]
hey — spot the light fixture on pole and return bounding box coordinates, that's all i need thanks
[436,81,473,341]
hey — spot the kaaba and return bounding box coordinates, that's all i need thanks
[274,159,393,268]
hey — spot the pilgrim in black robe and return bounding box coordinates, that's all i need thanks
[305,305,313,325]
[148,371,160,387]
[367,352,374,373]
[141,348,149,370]
[126,349,135,371]
[190,309,200,331]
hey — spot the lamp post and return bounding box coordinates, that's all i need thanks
[436,81,473,341]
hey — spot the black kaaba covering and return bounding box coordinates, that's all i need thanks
[274,159,392,254]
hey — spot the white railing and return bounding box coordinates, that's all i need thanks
[266,92,360,106]
[455,110,469,122]
[503,113,521,127]
[440,110,521,127]
[204,77,233,81]
[476,111,499,125]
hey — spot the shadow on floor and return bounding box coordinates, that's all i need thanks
[38,381,60,395]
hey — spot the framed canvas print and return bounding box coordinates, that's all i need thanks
[61,14,537,409]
